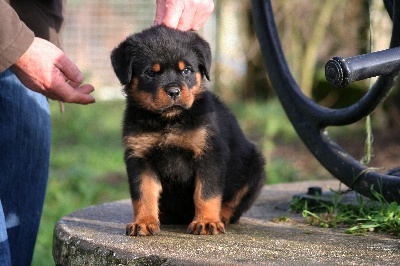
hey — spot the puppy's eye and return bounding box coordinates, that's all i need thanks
[182,67,192,76]
[145,70,156,78]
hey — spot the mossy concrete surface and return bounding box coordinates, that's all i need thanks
[53,180,400,265]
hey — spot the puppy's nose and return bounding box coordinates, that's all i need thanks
[166,87,181,100]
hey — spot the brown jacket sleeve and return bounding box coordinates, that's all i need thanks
[0,0,35,73]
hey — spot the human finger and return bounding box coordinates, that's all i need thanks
[161,1,184,29]
[63,86,96,105]
[51,80,95,105]
[54,53,84,85]
[53,54,95,104]
[191,1,214,30]
[154,0,166,26]
[176,4,197,31]
[74,83,95,96]
[191,14,209,31]
[67,79,82,88]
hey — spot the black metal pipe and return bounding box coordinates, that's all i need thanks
[325,47,400,87]
[251,0,400,202]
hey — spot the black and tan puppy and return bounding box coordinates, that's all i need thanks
[111,25,265,236]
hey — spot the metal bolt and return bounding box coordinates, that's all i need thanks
[307,186,322,196]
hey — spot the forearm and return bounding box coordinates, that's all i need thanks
[0,0,35,73]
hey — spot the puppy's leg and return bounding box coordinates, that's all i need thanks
[220,185,250,225]
[221,147,265,224]
[126,166,162,236]
[188,176,225,235]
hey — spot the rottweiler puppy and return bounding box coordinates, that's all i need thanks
[111,25,265,236]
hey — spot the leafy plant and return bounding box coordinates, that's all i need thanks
[346,188,400,235]
[291,185,400,236]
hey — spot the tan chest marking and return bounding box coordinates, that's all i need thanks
[124,127,209,159]
[124,132,161,158]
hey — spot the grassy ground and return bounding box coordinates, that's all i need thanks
[31,98,324,265]
[290,186,400,236]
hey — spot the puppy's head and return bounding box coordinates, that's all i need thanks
[111,26,211,117]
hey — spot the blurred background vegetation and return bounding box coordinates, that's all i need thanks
[32,0,400,264]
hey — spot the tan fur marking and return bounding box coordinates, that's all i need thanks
[188,177,224,235]
[192,178,222,222]
[178,61,186,71]
[128,73,203,115]
[127,169,162,236]
[132,170,162,221]
[220,185,249,224]
[178,84,194,108]
[124,133,161,158]
[152,63,161,72]
[153,88,172,109]
[164,127,209,157]
[129,79,153,110]
[130,82,171,113]
[132,77,139,88]
[160,109,184,119]
[124,127,209,158]
[196,72,202,85]
[192,73,204,100]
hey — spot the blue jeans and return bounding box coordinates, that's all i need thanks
[0,69,51,266]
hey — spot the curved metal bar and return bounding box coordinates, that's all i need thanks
[251,0,400,201]
[252,1,397,129]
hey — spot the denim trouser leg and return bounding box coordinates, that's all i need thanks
[0,201,11,266]
[0,69,51,265]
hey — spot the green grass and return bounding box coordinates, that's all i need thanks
[290,185,400,236]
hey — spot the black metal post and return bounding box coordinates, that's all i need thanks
[251,0,400,202]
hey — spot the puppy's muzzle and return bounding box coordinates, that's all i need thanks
[165,83,181,100]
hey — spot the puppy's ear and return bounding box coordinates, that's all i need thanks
[192,35,212,81]
[111,37,137,85]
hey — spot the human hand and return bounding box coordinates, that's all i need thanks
[154,0,214,31]
[11,37,95,105]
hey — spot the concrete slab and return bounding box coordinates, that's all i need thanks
[53,180,400,265]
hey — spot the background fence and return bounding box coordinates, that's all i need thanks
[62,0,217,100]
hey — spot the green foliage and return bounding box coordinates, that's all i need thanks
[346,188,400,235]
[229,98,297,152]
[229,98,322,183]
[267,157,302,184]
[290,186,400,236]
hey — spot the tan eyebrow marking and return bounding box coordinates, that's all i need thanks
[152,63,161,72]
[178,61,186,71]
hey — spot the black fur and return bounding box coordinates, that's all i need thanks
[111,25,265,235]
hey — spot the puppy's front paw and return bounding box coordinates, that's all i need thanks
[126,219,160,236]
[187,220,225,235]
